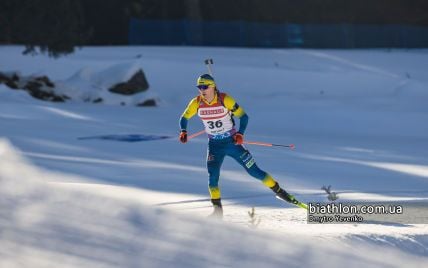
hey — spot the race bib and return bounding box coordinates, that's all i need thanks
[198,106,234,136]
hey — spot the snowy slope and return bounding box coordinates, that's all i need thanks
[1,139,427,268]
[1,45,428,267]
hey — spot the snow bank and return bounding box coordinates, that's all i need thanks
[56,61,157,106]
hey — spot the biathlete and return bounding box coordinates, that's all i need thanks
[179,74,300,217]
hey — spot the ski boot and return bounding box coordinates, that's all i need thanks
[270,182,299,205]
[209,198,223,219]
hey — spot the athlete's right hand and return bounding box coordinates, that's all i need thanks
[179,130,187,143]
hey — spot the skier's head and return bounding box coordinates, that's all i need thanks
[196,74,216,90]
[196,74,217,101]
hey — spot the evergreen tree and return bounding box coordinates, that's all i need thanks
[0,0,90,57]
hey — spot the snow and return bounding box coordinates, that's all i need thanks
[56,61,157,106]
[1,45,428,267]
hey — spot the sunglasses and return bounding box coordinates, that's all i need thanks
[197,85,211,90]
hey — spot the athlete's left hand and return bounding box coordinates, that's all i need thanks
[233,132,244,145]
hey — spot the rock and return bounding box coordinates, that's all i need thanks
[12,73,19,82]
[24,81,43,91]
[1,72,63,101]
[7,81,19,89]
[109,69,149,95]
[0,72,19,89]
[25,81,66,102]
[137,99,157,107]
[0,72,8,82]
[34,76,55,88]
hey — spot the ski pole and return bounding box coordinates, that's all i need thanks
[188,130,205,140]
[244,141,296,150]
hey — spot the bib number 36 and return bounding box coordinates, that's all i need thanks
[207,120,223,129]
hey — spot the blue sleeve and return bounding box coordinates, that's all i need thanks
[179,117,188,132]
[238,113,248,134]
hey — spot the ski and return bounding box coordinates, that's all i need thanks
[276,195,308,210]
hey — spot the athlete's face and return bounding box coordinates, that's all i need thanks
[199,85,216,102]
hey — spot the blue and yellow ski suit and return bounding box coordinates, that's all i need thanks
[179,92,277,200]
